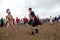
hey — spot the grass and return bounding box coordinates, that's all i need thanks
[0,22,60,40]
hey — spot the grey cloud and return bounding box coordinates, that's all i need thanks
[25,0,60,18]
[25,0,60,9]
[0,0,60,18]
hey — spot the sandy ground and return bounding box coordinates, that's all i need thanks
[0,22,60,40]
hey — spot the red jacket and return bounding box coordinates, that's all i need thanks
[16,18,20,23]
[23,18,28,23]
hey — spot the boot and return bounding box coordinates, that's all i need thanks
[31,31,34,35]
[35,29,38,34]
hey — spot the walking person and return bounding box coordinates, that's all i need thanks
[5,9,17,36]
[28,8,42,35]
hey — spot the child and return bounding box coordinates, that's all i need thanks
[5,9,17,36]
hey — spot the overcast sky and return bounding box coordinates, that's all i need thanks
[0,0,60,19]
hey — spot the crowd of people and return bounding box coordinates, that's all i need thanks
[0,8,60,36]
[40,15,60,24]
[0,15,60,27]
[0,17,28,27]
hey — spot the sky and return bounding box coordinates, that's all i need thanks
[0,0,60,19]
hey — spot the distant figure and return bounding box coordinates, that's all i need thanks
[0,17,4,27]
[36,15,39,20]
[49,16,53,24]
[13,18,15,25]
[52,17,55,22]
[58,15,60,25]
[23,17,28,24]
[16,17,20,24]
[4,19,7,26]
[54,16,58,22]
[28,8,42,35]
[20,18,24,24]
[5,9,17,36]
[58,15,60,22]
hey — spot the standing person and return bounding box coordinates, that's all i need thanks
[16,17,20,24]
[5,9,17,36]
[28,8,42,35]
[4,19,7,26]
[49,16,53,24]
[58,15,60,25]
[36,14,39,20]
[58,15,60,22]
[23,17,28,24]
[0,17,4,27]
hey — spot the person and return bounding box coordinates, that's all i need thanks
[36,14,39,20]
[28,8,42,35]
[58,15,60,25]
[49,16,53,24]
[23,17,28,24]
[52,17,55,22]
[0,17,4,27]
[58,15,60,22]
[16,17,20,24]
[5,9,17,36]
[54,16,58,22]
[4,19,7,26]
